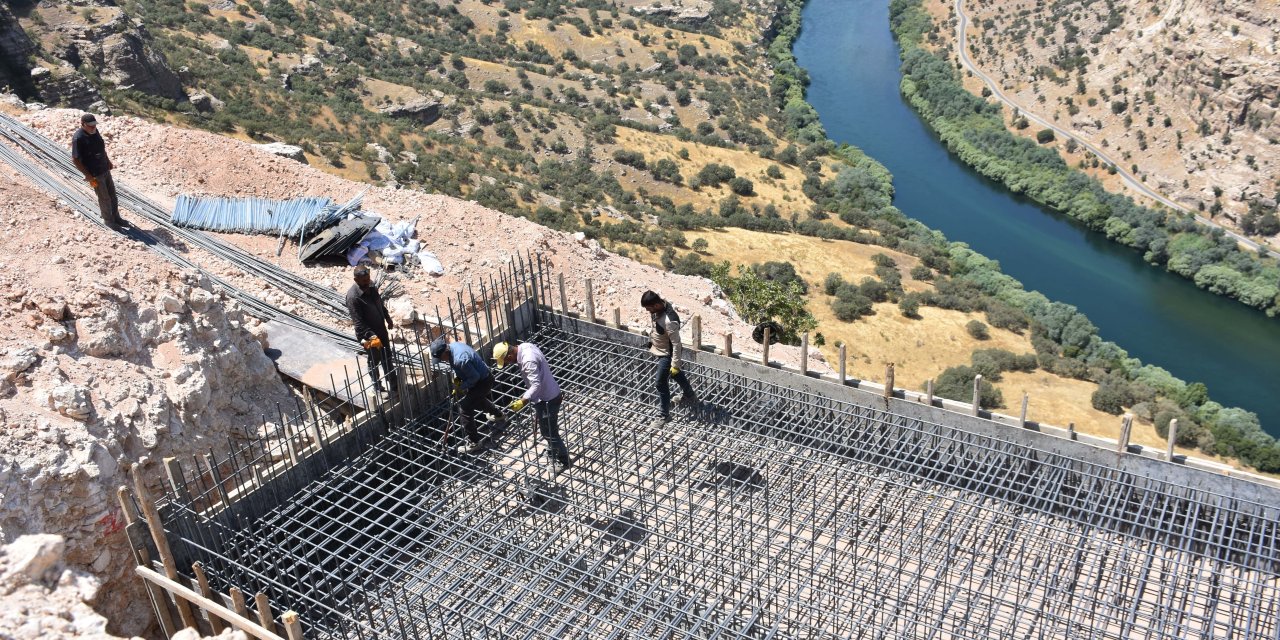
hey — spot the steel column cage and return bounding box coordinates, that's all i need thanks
[146,260,1280,640]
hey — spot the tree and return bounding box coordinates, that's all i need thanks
[752,261,808,293]
[729,177,755,196]
[823,273,844,295]
[710,262,817,344]
[691,238,709,252]
[898,293,921,318]
[933,365,1003,409]
[1036,128,1055,144]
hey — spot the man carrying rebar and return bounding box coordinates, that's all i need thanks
[641,290,699,428]
[71,113,123,228]
[493,341,571,475]
[431,337,505,453]
[345,265,399,401]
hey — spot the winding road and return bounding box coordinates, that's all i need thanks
[952,0,1280,260]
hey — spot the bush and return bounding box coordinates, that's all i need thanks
[985,302,1029,333]
[965,319,990,340]
[909,264,933,280]
[898,293,921,318]
[1036,128,1055,144]
[613,149,646,169]
[832,294,874,321]
[752,261,808,294]
[1091,375,1133,415]
[823,272,844,295]
[933,365,1003,409]
[692,238,709,252]
[858,277,891,302]
[728,177,755,196]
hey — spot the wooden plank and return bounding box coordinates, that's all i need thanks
[135,566,287,640]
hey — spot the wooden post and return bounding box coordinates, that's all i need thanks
[612,307,621,328]
[1068,422,1077,440]
[163,457,193,507]
[282,421,299,465]
[134,567,288,640]
[283,611,304,640]
[193,563,225,634]
[1166,418,1180,461]
[926,379,934,406]
[691,315,702,350]
[838,344,847,384]
[761,327,771,366]
[1118,413,1134,454]
[204,453,231,510]
[883,363,894,401]
[255,592,274,632]
[584,278,595,323]
[230,587,250,618]
[132,463,199,629]
[723,332,733,357]
[558,273,569,316]
[800,333,809,376]
[971,374,983,416]
[117,486,177,637]
[1019,392,1029,428]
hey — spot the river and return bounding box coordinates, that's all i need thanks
[793,0,1280,434]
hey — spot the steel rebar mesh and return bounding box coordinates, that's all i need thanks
[157,318,1280,640]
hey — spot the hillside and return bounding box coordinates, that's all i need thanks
[927,0,1280,241]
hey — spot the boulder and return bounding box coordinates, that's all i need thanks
[253,142,308,164]
[96,28,185,100]
[188,91,224,113]
[0,535,64,593]
[386,297,417,325]
[378,97,441,125]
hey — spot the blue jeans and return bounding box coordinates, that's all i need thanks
[534,394,569,465]
[655,356,695,418]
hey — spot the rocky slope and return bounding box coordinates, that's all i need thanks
[942,0,1280,238]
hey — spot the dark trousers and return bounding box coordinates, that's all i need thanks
[366,344,398,395]
[534,394,569,465]
[461,374,503,444]
[94,171,121,226]
[655,356,695,418]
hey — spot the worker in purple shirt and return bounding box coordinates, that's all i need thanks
[432,337,505,453]
[493,341,571,475]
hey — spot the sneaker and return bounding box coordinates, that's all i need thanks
[679,394,700,408]
[459,437,490,454]
[551,461,566,477]
[650,416,671,430]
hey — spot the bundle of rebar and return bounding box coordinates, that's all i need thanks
[172,194,337,236]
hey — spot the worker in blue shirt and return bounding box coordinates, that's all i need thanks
[431,337,506,453]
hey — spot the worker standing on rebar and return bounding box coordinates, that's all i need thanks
[493,341,571,475]
[431,337,505,453]
[641,290,699,428]
[345,265,399,401]
[71,113,123,229]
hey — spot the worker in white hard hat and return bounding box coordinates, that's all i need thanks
[494,340,571,475]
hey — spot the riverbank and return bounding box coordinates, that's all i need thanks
[780,0,1280,471]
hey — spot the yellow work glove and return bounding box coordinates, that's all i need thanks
[367,336,383,350]
[509,398,527,413]
[670,366,680,376]
[451,377,461,396]
[87,176,99,189]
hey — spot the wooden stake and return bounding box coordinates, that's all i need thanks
[1118,413,1134,454]
[926,379,934,406]
[584,278,595,323]
[230,587,249,618]
[193,562,225,634]
[1020,392,1029,428]
[1166,418,1180,461]
[132,462,199,629]
[134,567,286,640]
[723,332,733,357]
[800,333,809,376]
[761,327,771,366]
[691,315,702,350]
[971,374,983,416]
[838,344,847,384]
[117,485,176,637]
[283,611,304,640]
[558,273,569,316]
[883,363,894,401]
[255,592,274,632]
[612,307,621,328]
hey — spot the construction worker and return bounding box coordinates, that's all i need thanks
[641,290,699,427]
[493,341,571,475]
[71,113,123,228]
[345,265,399,400]
[431,337,505,453]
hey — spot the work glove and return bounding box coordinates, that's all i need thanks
[451,377,462,397]
[509,398,527,413]
[670,366,680,376]
[367,336,383,350]
[87,176,99,189]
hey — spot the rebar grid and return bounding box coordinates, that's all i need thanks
[160,319,1280,640]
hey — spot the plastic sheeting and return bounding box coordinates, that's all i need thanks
[346,217,444,274]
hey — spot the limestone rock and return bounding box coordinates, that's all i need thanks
[0,4,35,97]
[95,28,185,101]
[0,347,38,381]
[253,142,308,164]
[47,384,92,421]
[0,535,64,593]
[188,91,224,113]
[386,297,417,325]
[378,97,441,125]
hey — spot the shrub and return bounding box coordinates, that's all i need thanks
[1091,375,1133,415]
[728,177,755,196]
[752,261,808,294]
[985,302,1029,333]
[613,149,646,169]
[692,238,709,252]
[909,264,933,280]
[898,293,921,318]
[823,272,845,295]
[832,294,873,321]
[933,365,1003,409]
[858,277,890,302]
[1036,128,1055,144]
[965,319,990,340]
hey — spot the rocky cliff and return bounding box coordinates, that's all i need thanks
[0,3,36,99]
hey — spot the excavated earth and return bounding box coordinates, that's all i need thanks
[0,103,823,637]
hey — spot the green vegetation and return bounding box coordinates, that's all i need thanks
[710,262,817,345]
[890,0,1280,318]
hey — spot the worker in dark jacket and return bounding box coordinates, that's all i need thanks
[345,265,398,400]
[641,290,699,427]
[432,337,506,453]
[71,113,122,228]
